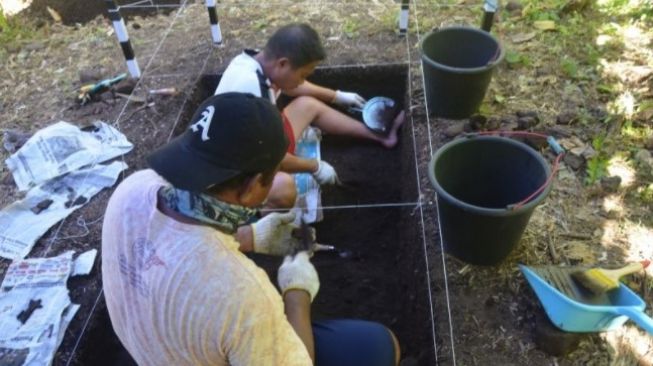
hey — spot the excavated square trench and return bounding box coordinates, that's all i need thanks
[74,64,436,365]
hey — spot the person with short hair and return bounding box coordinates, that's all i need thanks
[102,93,400,366]
[215,23,405,187]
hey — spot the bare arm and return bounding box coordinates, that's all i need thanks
[280,152,319,174]
[283,290,315,362]
[235,225,254,253]
[282,81,336,103]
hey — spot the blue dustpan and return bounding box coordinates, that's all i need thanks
[520,264,653,334]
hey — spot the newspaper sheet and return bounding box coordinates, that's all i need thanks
[0,250,96,366]
[5,121,133,191]
[0,161,127,260]
[293,127,323,224]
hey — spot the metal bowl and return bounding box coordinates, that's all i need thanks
[357,96,396,134]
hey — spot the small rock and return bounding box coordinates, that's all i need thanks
[588,106,608,121]
[23,41,46,52]
[546,126,573,138]
[486,117,501,130]
[5,43,21,54]
[534,310,586,357]
[485,295,499,308]
[444,123,465,137]
[469,114,487,130]
[500,115,518,125]
[560,0,592,15]
[581,146,597,160]
[516,110,539,121]
[600,176,621,193]
[505,0,523,13]
[557,111,578,125]
[599,208,620,219]
[3,130,32,153]
[463,122,474,133]
[499,121,520,131]
[112,78,138,95]
[517,116,539,130]
[564,153,584,170]
[635,149,653,165]
[79,68,105,84]
[131,22,142,30]
[645,136,653,150]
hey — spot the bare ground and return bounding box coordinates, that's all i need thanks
[1,0,652,365]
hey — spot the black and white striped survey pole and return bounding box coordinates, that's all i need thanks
[206,0,223,44]
[399,0,409,36]
[481,0,499,32]
[105,0,141,78]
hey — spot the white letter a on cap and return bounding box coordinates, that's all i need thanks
[189,105,215,141]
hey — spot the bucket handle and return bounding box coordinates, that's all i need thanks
[468,131,566,210]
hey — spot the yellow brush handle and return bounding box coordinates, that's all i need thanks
[605,262,646,279]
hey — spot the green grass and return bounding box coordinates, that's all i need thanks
[0,6,37,50]
[585,134,609,185]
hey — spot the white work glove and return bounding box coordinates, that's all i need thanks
[277,252,320,302]
[312,160,339,185]
[251,211,317,256]
[332,90,366,108]
[252,211,298,256]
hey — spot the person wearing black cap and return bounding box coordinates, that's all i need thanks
[101,93,400,366]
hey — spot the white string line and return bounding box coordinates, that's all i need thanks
[50,1,451,362]
[165,47,215,143]
[119,4,183,10]
[61,3,199,364]
[64,289,104,366]
[413,1,457,364]
[186,0,478,5]
[262,201,425,213]
[116,0,152,8]
[41,0,192,258]
[113,0,191,129]
[315,61,419,70]
[404,18,439,365]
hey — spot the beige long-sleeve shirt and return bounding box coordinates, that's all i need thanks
[101,169,312,366]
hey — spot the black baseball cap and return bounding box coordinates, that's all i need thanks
[147,92,288,192]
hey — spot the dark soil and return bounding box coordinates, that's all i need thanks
[4,2,652,365]
[70,64,436,365]
[19,0,180,25]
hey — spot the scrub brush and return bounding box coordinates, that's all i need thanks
[571,260,650,295]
